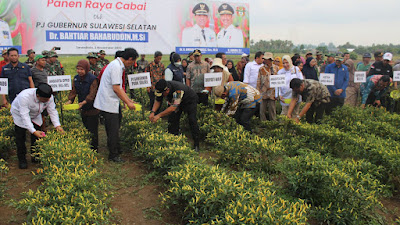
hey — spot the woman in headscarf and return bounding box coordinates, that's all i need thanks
[274,57,283,70]
[165,52,185,83]
[302,57,318,81]
[276,55,304,118]
[227,59,239,81]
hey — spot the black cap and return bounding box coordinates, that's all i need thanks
[374,51,383,57]
[155,79,168,97]
[218,3,234,15]
[36,83,53,98]
[363,53,371,58]
[193,49,202,56]
[192,3,209,15]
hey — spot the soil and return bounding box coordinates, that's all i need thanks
[0,126,182,225]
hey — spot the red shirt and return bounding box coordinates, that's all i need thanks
[0,60,8,77]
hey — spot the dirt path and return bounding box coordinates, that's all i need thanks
[0,152,41,225]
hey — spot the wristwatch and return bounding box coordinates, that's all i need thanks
[296,115,301,119]
[150,110,155,114]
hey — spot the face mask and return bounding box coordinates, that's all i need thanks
[174,62,181,67]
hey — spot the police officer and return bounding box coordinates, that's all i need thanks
[216,3,244,48]
[368,52,393,78]
[25,49,36,68]
[181,3,216,47]
[46,50,64,76]
[149,79,200,152]
[87,52,103,77]
[98,50,110,67]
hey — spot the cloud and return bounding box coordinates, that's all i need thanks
[250,0,400,45]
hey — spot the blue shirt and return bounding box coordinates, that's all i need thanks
[1,62,32,103]
[324,63,349,98]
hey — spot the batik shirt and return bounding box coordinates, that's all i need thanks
[222,81,261,116]
[145,61,165,90]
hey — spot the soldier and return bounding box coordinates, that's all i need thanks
[181,3,216,47]
[25,49,36,68]
[137,54,148,73]
[87,52,102,77]
[216,3,244,48]
[98,50,110,67]
[46,50,64,76]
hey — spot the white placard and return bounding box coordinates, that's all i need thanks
[393,71,400,82]
[128,73,151,89]
[269,75,286,88]
[354,71,366,83]
[319,73,335,86]
[204,72,223,87]
[0,78,8,95]
[47,75,72,92]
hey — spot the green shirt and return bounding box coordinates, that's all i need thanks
[356,62,372,72]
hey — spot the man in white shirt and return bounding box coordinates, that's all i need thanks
[94,48,138,163]
[0,18,13,46]
[216,3,244,48]
[11,84,64,169]
[181,3,216,47]
[243,51,264,88]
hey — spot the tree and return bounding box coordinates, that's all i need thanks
[316,46,329,54]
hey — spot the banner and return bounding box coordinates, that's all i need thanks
[0,0,249,55]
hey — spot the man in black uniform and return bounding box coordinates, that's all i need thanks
[368,52,393,78]
[149,79,200,151]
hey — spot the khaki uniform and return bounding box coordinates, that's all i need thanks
[257,65,279,121]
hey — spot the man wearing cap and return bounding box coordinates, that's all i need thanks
[324,56,349,115]
[216,3,244,48]
[0,49,9,77]
[94,48,139,163]
[243,51,264,88]
[31,55,49,88]
[305,52,313,59]
[186,49,211,105]
[236,53,249,81]
[374,51,383,62]
[182,2,216,47]
[320,53,335,75]
[368,52,393,78]
[187,51,195,64]
[316,51,324,70]
[146,51,165,112]
[87,52,103,77]
[150,79,200,151]
[215,81,261,131]
[25,49,36,68]
[11,83,64,169]
[46,50,64,76]
[98,50,110,67]
[356,53,372,72]
[1,47,34,105]
[257,52,279,121]
[137,54,148,73]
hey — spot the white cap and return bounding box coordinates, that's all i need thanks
[241,53,248,58]
[383,52,393,61]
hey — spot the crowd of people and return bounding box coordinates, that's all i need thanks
[0,46,398,169]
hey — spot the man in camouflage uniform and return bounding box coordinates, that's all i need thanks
[87,52,102,77]
[46,51,64,76]
[25,49,35,68]
[98,50,110,67]
[288,78,331,124]
[136,54,148,73]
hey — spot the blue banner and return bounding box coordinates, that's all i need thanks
[0,46,22,53]
[46,30,148,43]
[176,47,250,55]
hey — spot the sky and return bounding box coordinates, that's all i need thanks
[250,0,400,46]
